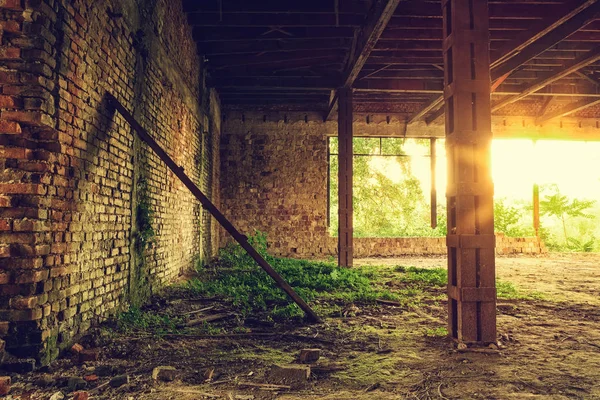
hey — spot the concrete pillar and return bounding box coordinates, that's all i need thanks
[442,0,497,344]
[338,88,353,267]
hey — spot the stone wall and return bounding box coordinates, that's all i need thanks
[220,112,546,259]
[0,0,220,364]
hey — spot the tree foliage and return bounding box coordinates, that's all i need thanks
[539,184,596,244]
[329,137,444,238]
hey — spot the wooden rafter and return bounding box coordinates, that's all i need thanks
[324,0,401,120]
[342,0,401,87]
[409,0,600,123]
[536,97,600,124]
[492,46,600,112]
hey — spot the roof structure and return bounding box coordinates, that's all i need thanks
[184,0,600,123]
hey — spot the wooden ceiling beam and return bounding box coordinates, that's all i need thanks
[324,0,401,120]
[201,38,351,56]
[392,1,573,18]
[209,50,345,70]
[342,0,401,88]
[492,45,600,112]
[490,0,600,78]
[214,77,339,90]
[411,0,600,124]
[188,13,365,27]
[184,0,370,14]
[193,27,355,42]
[536,97,600,123]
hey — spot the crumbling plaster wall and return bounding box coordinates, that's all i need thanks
[0,0,220,364]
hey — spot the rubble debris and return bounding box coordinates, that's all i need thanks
[299,348,320,363]
[0,376,10,396]
[67,376,87,391]
[203,367,215,381]
[78,348,100,363]
[73,391,89,400]
[109,374,130,388]
[152,366,177,382]
[71,344,84,354]
[48,391,65,400]
[184,312,235,327]
[267,364,310,387]
[95,364,120,376]
[83,374,98,382]
[1,357,35,373]
[34,373,54,387]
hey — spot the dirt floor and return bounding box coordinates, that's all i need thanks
[5,253,600,399]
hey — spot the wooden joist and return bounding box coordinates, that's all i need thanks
[492,45,600,112]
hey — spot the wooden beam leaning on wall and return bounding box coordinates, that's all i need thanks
[106,93,321,323]
[442,0,497,344]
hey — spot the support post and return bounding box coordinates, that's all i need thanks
[338,88,353,267]
[430,137,437,229]
[442,0,496,344]
[533,184,540,237]
[533,140,540,237]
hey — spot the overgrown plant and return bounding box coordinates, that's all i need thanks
[540,184,595,245]
[187,232,398,319]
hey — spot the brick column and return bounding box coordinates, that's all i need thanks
[0,0,60,364]
[337,88,353,267]
[442,0,497,344]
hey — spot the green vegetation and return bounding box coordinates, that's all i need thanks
[329,137,445,238]
[539,184,597,251]
[116,306,182,336]
[183,234,543,322]
[186,232,400,320]
[425,326,448,337]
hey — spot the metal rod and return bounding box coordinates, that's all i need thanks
[106,93,321,323]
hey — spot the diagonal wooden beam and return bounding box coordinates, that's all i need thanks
[342,0,401,88]
[490,0,600,70]
[538,96,555,117]
[491,0,600,79]
[408,96,443,124]
[576,70,600,86]
[492,45,600,112]
[536,97,600,124]
[324,91,339,121]
[324,0,401,120]
[413,0,600,123]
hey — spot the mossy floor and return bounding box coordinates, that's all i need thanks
[6,254,600,399]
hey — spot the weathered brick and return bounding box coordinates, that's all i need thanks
[0,0,21,10]
[0,47,21,60]
[0,376,10,396]
[0,120,22,134]
[9,295,37,309]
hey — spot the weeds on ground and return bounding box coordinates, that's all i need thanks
[186,232,400,319]
[393,265,544,300]
[116,307,182,336]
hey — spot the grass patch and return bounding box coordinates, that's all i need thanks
[185,233,400,320]
[332,352,413,386]
[116,307,182,336]
[394,266,447,286]
[425,326,448,337]
[393,265,544,300]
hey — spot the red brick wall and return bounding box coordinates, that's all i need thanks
[0,0,220,364]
